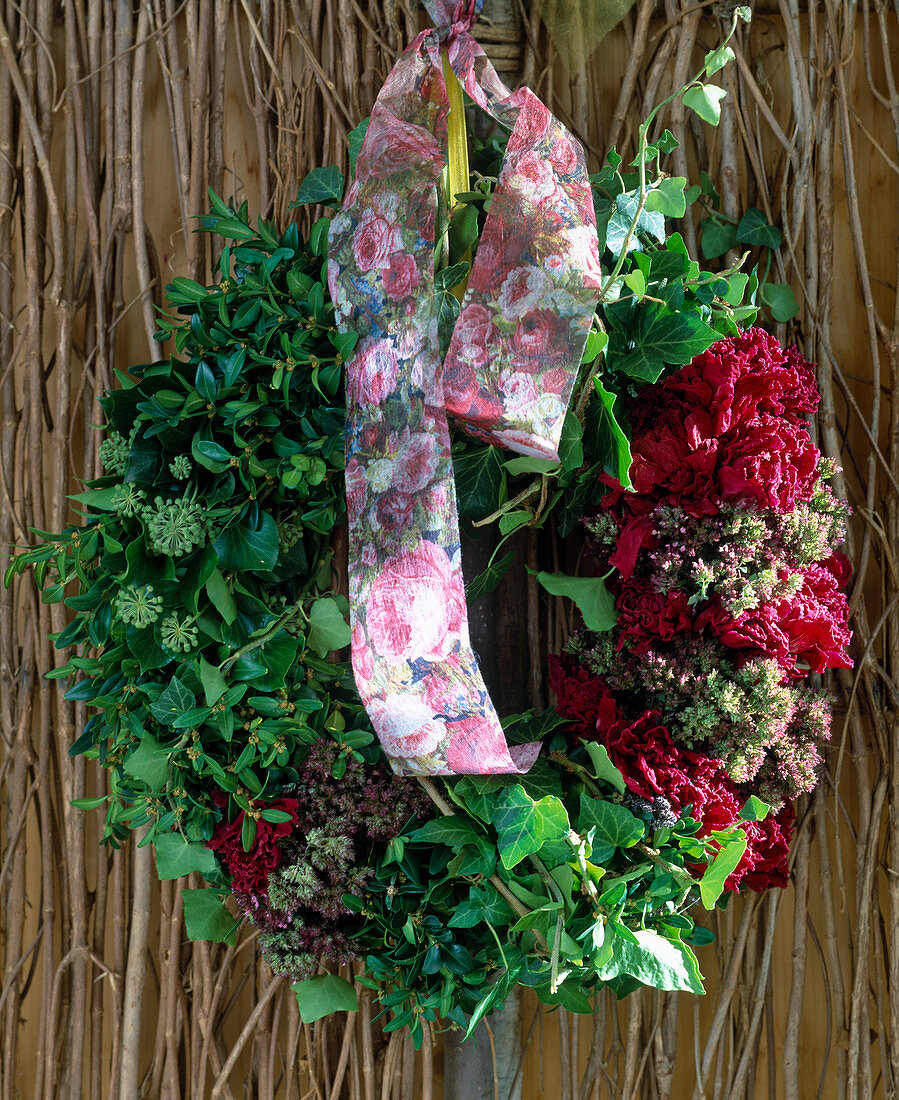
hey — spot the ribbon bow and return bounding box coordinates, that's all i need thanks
[328,3,603,775]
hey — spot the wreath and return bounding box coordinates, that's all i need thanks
[9,5,851,1043]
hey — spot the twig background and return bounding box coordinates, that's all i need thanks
[0,0,893,1096]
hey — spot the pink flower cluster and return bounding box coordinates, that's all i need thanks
[552,329,852,894]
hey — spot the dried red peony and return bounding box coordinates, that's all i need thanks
[207,796,299,897]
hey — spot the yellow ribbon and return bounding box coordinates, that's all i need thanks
[442,51,471,301]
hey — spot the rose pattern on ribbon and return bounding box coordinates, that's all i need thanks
[328,0,604,775]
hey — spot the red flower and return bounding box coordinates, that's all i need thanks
[551,657,795,894]
[716,415,819,511]
[727,804,795,892]
[608,513,657,580]
[627,421,720,516]
[614,578,695,654]
[596,705,741,835]
[207,797,299,897]
[698,560,852,676]
[548,654,616,735]
[631,328,819,438]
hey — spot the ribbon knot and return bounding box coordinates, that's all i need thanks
[424,0,481,37]
[328,10,603,776]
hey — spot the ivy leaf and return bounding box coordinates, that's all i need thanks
[597,928,705,994]
[465,551,513,602]
[453,446,504,518]
[213,510,279,572]
[150,676,196,726]
[588,377,632,488]
[199,657,228,707]
[492,786,570,869]
[535,572,617,633]
[124,733,170,791]
[611,307,719,382]
[700,833,748,908]
[154,833,218,880]
[760,281,798,322]
[206,568,237,624]
[644,177,687,219]
[581,329,608,365]
[703,44,735,76]
[347,119,370,176]
[735,208,782,250]
[682,84,728,126]
[577,795,643,861]
[504,456,559,477]
[292,974,358,1023]
[411,815,483,849]
[739,795,770,822]
[448,885,516,929]
[700,218,737,259]
[582,742,626,795]
[435,262,469,357]
[182,889,240,945]
[557,412,584,472]
[291,165,345,207]
[307,597,351,656]
[606,191,665,254]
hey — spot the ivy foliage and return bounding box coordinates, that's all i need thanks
[350,737,740,1046]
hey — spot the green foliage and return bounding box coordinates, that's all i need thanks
[534,572,617,633]
[351,740,729,1042]
[292,974,359,1022]
[8,194,375,864]
[10,32,790,1031]
[182,888,241,945]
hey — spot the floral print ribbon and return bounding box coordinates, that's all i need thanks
[328,0,604,775]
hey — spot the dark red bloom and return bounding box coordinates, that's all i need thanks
[614,578,695,654]
[630,327,819,438]
[627,421,720,516]
[549,654,616,735]
[207,797,299,897]
[728,804,795,892]
[594,702,741,836]
[698,560,852,676]
[716,415,819,512]
[608,513,658,580]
